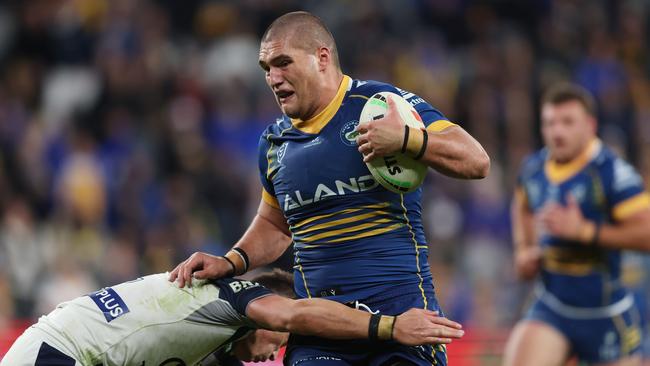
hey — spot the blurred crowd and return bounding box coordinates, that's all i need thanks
[0,0,649,337]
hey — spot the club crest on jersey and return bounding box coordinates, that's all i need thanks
[340,120,359,146]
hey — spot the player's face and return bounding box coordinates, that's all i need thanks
[259,39,322,120]
[541,100,596,163]
[231,329,288,362]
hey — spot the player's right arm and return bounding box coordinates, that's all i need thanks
[169,199,291,287]
[512,186,541,280]
[246,295,465,346]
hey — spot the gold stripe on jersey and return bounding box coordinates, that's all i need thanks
[400,194,428,309]
[426,120,457,132]
[265,142,276,180]
[292,211,391,236]
[542,246,605,276]
[262,189,280,208]
[301,223,403,248]
[291,75,351,134]
[613,192,650,221]
[299,218,394,243]
[294,254,312,298]
[292,202,391,229]
[613,314,642,355]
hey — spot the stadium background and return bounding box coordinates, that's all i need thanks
[0,0,649,364]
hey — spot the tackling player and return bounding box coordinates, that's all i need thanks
[1,269,463,365]
[171,10,489,366]
[504,83,650,366]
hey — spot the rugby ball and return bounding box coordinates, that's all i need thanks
[359,92,427,193]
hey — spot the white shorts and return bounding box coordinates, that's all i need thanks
[1,326,80,366]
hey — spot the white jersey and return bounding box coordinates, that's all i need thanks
[6,273,272,366]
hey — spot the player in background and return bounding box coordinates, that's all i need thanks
[1,269,463,366]
[504,83,650,366]
[171,10,489,365]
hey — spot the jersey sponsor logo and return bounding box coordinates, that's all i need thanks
[396,88,426,106]
[229,280,260,293]
[340,120,359,146]
[88,287,130,322]
[283,174,379,211]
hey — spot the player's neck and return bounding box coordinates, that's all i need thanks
[308,72,344,120]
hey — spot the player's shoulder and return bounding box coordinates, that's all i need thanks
[261,116,292,138]
[349,78,400,97]
[349,78,435,112]
[592,142,621,168]
[592,142,644,189]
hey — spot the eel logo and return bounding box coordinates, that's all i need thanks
[340,120,359,146]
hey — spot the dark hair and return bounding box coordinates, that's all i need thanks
[251,269,295,299]
[541,82,597,116]
[261,11,340,70]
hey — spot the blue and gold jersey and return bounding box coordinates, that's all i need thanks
[257,75,456,303]
[517,140,650,308]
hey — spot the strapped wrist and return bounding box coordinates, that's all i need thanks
[369,314,395,341]
[231,247,250,273]
[378,315,396,341]
[401,125,410,154]
[368,314,381,342]
[404,127,428,160]
[225,250,247,275]
[577,221,596,244]
[220,256,236,276]
[591,221,601,246]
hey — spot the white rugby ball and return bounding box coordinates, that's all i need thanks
[359,91,427,193]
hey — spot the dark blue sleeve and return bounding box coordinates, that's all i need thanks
[216,278,273,316]
[258,131,276,197]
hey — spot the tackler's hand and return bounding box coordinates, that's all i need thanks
[393,308,464,346]
[169,252,233,288]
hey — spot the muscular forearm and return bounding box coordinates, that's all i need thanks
[584,213,650,251]
[234,213,292,270]
[419,127,490,179]
[277,299,370,339]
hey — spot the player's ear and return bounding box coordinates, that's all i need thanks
[317,46,331,71]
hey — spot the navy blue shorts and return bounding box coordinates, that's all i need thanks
[525,295,643,364]
[284,290,447,366]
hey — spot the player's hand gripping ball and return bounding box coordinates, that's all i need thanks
[359,92,427,193]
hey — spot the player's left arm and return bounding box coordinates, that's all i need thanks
[356,95,489,179]
[542,194,650,251]
[246,295,464,346]
[418,122,490,179]
[596,207,650,251]
[541,157,650,251]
